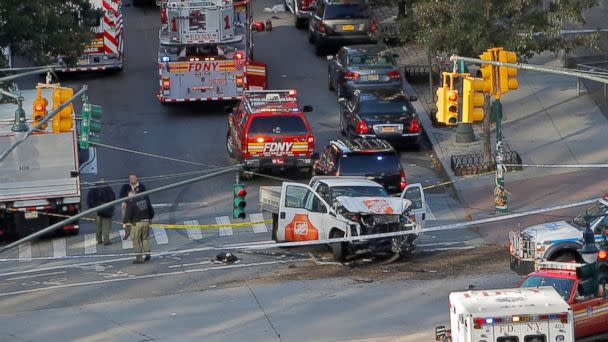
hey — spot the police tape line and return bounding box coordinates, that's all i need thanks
[504,163,608,168]
[152,220,271,229]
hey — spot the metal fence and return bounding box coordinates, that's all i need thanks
[576,60,608,115]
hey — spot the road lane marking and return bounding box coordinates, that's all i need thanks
[168,261,213,268]
[0,260,303,297]
[153,228,168,245]
[53,238,67,258]
[184,220,203,240]
[420,246,475,252]
[250,213,268,233]
[119,230,133,249]
[217,216,233,236]
[84,234,97,255]
[18,243,31,262]
[7,271,67,281]
[417,241,463,247]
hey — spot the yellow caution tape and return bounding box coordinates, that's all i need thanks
[151,220,272,229]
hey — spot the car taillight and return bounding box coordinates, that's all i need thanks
[162,77,170,89]
[307,135,314,150]
[319,22,327,33]
[242,133,248,153]
[355,120,369,134]
[236,76,244,87]
[371,19,377,33]
[408,117,421,133]
[387,70,401,79]
[344,71,361,80]
[300,0,310,9]
[400,169,407,190]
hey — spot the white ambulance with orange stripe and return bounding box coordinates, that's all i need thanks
[157,0,266,103]
[57,0,124,72]
[226,89,315,176]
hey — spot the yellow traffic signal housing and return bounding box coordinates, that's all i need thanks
[479,50,495,94]
[32,88,49,131]
[435,72,459,125]
[462,77,485,123]
[498,50,518,94]
[446,89,458,125]
[435,85,447,125]
[52,86,74,132]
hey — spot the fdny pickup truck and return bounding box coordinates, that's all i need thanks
[519,261,608,340]
[226,90,315,178]
[509,194,608,275]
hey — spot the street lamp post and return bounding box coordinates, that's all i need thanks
[580,216,599,264]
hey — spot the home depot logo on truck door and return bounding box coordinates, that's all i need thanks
[263,142,293,153]
[189,61,219,72]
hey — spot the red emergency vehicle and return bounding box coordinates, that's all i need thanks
[519,260,608,340]
[226,90,316,177]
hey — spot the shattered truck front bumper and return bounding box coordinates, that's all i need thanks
[351,232,418,256]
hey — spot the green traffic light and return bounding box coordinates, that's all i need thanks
[233,184,247,219]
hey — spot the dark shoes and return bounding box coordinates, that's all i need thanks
[144,254,151,262]
[133,259,144,264]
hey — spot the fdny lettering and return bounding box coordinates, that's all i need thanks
[263,142,293,153]
[186,33,218,42]
[189,62,219,72]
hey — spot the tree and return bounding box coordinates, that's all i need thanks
[0,0,101,68]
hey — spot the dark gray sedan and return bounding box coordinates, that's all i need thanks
[328,45,402,98]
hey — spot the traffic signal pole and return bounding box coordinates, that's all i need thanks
[0,85,88,165]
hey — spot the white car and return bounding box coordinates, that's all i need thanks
[509,195,608,275]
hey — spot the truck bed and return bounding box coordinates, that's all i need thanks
[0,89,80,204]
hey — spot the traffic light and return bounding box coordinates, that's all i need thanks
[577,262,598,297]
[435,72,458,126]
[479,50,496,95]
[462,77,485,123]
[32,88,49,131]
[51,86,74,133]
[79,103,103,149]
[233,183,247,219]
[497,50,518,94]
[597,249,608,285]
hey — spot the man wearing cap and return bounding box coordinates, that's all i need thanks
[86,179,116,245]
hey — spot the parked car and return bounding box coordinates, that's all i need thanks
[285,0,316,29]
[312,138,407,194]
[328,45,401,97]
[308,0,377,56]
[338,88,422,148]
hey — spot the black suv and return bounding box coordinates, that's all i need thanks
[338,88,421,148]
[308,0,377,55]
[312,138,407,194]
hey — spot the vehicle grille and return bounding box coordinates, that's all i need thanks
[360,214,402,234]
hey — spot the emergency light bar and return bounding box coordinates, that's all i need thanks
[472,312,568,329]
[538,261,584,271]
[243,90,299,112]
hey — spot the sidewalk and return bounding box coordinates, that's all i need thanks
[373,5,608,219]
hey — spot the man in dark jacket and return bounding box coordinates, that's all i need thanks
[86,179,116,245]
[119,173,147,240]
[122,191,155,264]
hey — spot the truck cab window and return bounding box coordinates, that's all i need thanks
[285,186,308,208]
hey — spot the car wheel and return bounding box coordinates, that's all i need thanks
[328,71,334,91]
[226,132,235,159]
[330,230,346,262]
[295,18,306,29]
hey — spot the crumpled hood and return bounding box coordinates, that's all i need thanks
[335,196,411,214]
[521,220,582,243]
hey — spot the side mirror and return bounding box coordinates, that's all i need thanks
[225,106,234,114]
[409,96,418,102]
[337,97,347,106]
[311,152,320,160]
[303,105,314,112]
[326,55,334,61]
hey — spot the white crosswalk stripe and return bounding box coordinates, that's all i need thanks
[52,238,67,258]
[84,234,97,254]
[18,242,32,262]
[217,216,233,236]
[250,213,268,234]
[184,220,203,240]
[119,230,133,249]
[153,228,168,245]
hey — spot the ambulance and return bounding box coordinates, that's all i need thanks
[435,287,574,342]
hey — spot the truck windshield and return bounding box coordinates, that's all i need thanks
[330,186,388,202]
[248,116,308,135]
[571,201,608,228]
[520,276,574,301]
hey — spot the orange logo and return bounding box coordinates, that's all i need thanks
[362,199,394,214]
[285,214,318,241]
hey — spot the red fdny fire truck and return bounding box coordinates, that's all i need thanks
[58,0,124,72]
[157,0,266,103]
[226,90,315,178]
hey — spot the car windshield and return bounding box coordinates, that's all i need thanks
[571,201,608,228]
[248,116,308,135]
[359,97,415,115]
[520,276,574,301]
[330,186,388,202]
[339,153,400,176]
[349,54,392,67]
[324,4,368,20]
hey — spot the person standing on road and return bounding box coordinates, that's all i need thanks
[119,173,147,240]
[86,179,116,245]
[122,191,155,264]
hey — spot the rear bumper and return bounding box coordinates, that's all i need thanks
[353,132,422,144]
[344,80,403,93]
[295,8,312,19]
[243,156,313,170]
[510,254,536,275]
[158,95,239,103]
[57,63,122,72]
[317,33,376,46]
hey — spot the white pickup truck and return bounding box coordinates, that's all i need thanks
[259,176,427,261]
